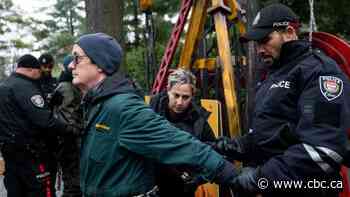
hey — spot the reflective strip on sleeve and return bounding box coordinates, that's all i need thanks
[303,144,333,173]
[316,146,343,163]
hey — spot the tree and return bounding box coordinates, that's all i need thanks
[0,0,35,79]
[31,0,85,66]
[85,0,124,44]
[50,0,85,36]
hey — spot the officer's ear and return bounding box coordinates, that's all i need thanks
[281,26,298,42]
[97,67,104,73]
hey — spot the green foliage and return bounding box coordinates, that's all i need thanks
[49,0,84,35]
[42,32,76,64]
[125,46,147,88]
[10,39,32,49]
[35,0,85,65]
[123,0,182,91]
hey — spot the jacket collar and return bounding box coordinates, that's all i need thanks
[269,40,311,72]
[82,72,138,106]
[154,91,210,122]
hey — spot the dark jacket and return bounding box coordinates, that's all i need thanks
[0,73,68,153]
[40,75,58,100]
[239,40,350,195]
[150,91,216,196]
[80,73,233,197]
[55,76,83,197]
[150,91,216,142]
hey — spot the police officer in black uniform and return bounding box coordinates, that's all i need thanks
[211,4,350,197]
[0,54,79,197]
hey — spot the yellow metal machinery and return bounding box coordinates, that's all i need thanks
[142,0,247,196]
[196,99,223,197]
[178,0,246,139]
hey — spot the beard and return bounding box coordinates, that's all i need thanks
[260,56,275,67]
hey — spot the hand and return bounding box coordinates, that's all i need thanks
[230,167,258,194]
[65,123,83,136]
[209,137,245,160]
[0,157,5,175]
[48,90,64,107]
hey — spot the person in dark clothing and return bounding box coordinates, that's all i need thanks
[53,55,82,197]
[150,68,216,197]
[39,53,58,99]
[69,33,239,197]
[0,54,80,197]
[38,53,60,196]
[211,3,350,197]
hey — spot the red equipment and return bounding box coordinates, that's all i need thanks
[311,32,350,197]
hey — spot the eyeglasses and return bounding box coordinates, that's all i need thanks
[73,54,88,65]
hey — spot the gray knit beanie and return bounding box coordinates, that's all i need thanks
[77,33,123,75]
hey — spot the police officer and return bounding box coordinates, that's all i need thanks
[211,3,350,196]
[150,69,216,197]
[0,54,79,197]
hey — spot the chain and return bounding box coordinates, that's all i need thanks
[309,0,318,43]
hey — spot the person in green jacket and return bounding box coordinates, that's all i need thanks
[69,32,238,197]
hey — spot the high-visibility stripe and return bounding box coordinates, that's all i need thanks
[316,146,343,163]
[303,144,332,173]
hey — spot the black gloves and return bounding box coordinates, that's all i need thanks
[230,167,259,194]
[209,136,246,160]
[47,90,64,108]
[65,123,83,136]
[213,160,238,185]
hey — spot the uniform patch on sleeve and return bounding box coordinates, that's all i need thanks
[319,76,343,101]
[31,95,44,108]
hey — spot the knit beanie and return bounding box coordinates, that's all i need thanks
[77,33,123,75]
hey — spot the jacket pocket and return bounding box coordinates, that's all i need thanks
[89,129,115,163]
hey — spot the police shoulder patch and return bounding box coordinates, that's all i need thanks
[31,95,45,108]
[319,76,343,101]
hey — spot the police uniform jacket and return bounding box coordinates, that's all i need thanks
[0,73,68,151]
[239,40,350,187]
[80,73,231,197]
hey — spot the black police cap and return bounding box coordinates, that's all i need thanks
[17,54,40,69]
[240,3,299,42]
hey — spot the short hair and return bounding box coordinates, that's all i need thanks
[167,68,196,92]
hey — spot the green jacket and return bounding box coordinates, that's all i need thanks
[80,73,232,197]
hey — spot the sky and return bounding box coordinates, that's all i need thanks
[12,0,55,19]
[1,0,56,59]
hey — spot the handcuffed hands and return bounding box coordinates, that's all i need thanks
[207,136,245,160]
[229,167,259,194]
